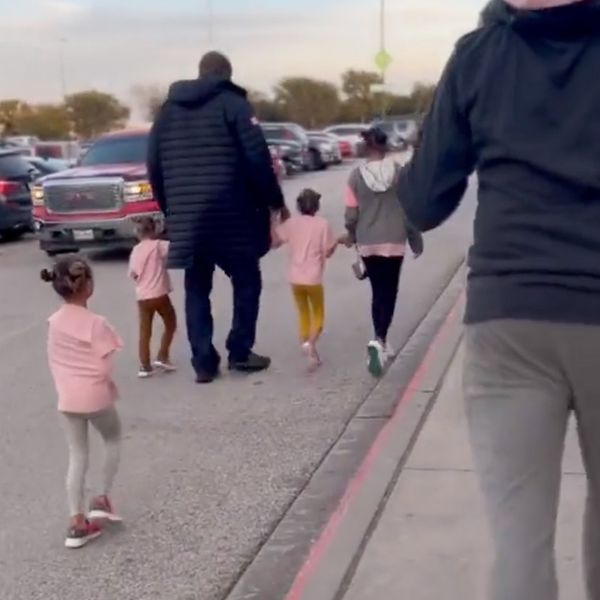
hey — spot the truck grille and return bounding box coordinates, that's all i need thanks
[45,181,122,214]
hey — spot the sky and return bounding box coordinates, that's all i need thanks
[0,0,485,119]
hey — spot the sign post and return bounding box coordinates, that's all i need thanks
[374,0,392,118]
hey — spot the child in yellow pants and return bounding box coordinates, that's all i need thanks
[292,284,325,347]
[273,189,338,368]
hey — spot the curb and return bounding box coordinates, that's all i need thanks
[225,264,466,600]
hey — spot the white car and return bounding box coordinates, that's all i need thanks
[323,124,369,156]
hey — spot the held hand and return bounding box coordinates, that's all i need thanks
[338,233,353,248]
[279,205,291,222]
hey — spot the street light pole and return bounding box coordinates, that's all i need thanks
[380,0,386,117]
[59,37,67,100]
[380,0,386,66]
[207,0,214,46]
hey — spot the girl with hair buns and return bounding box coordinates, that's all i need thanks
[41,257,123,549]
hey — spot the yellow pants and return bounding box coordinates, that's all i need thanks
[292,284,325,342]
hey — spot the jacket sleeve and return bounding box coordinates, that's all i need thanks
[147,105,167,214]
[229,99,285,211]
[344,175,360,243]
[406,221,424,256]
[398,50,476,232]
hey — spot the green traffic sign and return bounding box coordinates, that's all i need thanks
[375,49,392,72]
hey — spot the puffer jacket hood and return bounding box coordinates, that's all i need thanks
[481,0,600,35]
[507,0,584,7]
[359,157,397,192]
[167,76,247,107]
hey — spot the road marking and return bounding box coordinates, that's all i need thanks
[284,291,464,600]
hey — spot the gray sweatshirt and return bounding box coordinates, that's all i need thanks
[346,158,423,255]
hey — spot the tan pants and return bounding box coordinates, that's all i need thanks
[138,295,177,368]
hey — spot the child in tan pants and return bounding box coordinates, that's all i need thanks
[128,218,177,378]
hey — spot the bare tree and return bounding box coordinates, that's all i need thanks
[132,84,167,121]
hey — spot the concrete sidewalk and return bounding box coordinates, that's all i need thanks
[341,344,588,600]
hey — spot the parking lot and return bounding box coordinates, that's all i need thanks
[0,160,475,600]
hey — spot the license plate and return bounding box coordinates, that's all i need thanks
[73,229,94,241]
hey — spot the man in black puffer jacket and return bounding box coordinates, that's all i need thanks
[399,2,600,599]
[148,52,287,383]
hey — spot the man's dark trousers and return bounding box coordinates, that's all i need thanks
[184,251,261,375]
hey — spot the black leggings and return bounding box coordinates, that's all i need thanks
[363,256,403,342]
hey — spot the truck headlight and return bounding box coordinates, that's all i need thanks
[124,181,153,202]
[31,186,45,206]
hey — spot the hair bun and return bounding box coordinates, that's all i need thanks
[40,268,56,283]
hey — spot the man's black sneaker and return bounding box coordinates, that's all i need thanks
[196,370,219,384]
[228,352,271,373]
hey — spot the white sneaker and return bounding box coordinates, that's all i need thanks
[137,367,154,379]
[384,342,396,362]
[367,341,385,377]
[153,360,177,372]
[302,342,321,369]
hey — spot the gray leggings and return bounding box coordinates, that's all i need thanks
[62,407,121,516]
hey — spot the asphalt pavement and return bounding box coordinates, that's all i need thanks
[0,160,475,600]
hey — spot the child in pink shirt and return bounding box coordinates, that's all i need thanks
[273,188,338,368]
[42,257,123,549]
[128,217,177,378]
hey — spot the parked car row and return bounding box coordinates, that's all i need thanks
[6,115,418,251]
[262,122,362,176]
[0,150,36,241]
[0,149,75,241]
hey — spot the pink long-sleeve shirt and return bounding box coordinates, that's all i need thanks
[47,304,123,414]
[273,215,337,286]
[128,239,172,301]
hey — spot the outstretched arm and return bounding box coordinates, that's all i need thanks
[344,183,360,245]
[398,50,476,232]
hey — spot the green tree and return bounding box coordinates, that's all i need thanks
[65,91,130,139]
[132,84,166,121]
[0,100,30,135]
[410,83,437,115]
[16,105,71,140]
[341,70,382,122]
[274,78,340,128]
[248,89,284,122]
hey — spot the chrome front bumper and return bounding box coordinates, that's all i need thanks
[35,212,163,253]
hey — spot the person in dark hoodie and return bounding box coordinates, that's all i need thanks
[147,51,287,383]
[398,1,600,599]
[344,127,423,377]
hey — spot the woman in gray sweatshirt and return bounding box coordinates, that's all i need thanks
[345,127,423,376]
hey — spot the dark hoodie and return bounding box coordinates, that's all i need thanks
[147,76,284,268]
[399,0,600,325]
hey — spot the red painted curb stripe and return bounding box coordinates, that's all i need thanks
[284,291,464,600]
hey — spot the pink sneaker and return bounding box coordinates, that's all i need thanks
[88,495,122,523]
[65,514,103,549]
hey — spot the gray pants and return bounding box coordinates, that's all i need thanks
[464,320,600,600]
[62,407,121,517]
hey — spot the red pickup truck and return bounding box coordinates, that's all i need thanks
[32,128,284,256]
[32,129,162,256]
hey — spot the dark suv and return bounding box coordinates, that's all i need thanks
[0,150,34,240]
[261,123,327,172]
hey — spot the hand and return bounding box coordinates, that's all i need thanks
[338,233,353,248]
[278,205,291,222]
